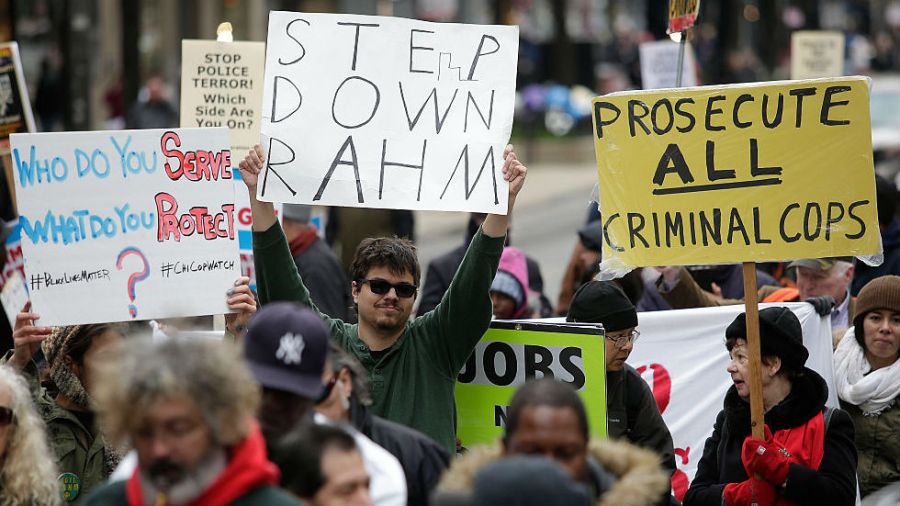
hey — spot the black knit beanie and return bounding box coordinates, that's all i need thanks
[566,281,638,331]
[726,307,808,371]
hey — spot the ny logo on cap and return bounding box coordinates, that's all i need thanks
[276,333,305,365]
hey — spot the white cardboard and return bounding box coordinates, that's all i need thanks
[10,128,241,325]
[260,12,519,214]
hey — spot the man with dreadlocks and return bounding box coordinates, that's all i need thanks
[7,303,124,502]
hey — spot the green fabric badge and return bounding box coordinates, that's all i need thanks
[59,472,80,502]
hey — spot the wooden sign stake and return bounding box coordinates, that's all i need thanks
[742,262,765,439]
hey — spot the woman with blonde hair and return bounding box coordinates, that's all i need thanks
[0,364,60,505]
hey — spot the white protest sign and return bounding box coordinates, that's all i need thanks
[261,12,519,213]
[0,270,27,327]
[639,39,697,90]
[791,31,845,80]
[10,128,240,325]
[627,303,836,501]
[180,39,274,289]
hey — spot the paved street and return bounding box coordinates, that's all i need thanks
[414,159,601,310]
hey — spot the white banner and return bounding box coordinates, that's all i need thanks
[10,128,240,325]
[628,303,837,501]
[260,12,519,213]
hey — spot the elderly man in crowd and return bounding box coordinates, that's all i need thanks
[85,338,300,505]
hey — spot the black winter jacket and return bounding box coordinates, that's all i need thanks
[684,369,857,506]
[350,399,450,505]
[607,364,677,476]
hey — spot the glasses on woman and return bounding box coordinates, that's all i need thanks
[606,330,640,348]
[0,407,13,426]
[358,278,418,298]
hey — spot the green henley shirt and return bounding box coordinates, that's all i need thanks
[253,222,504,453]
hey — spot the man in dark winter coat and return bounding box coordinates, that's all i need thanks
[243,303,407,505]
[567,281,677,479]
[317,344,450,505]
[282,204,353,321]
[434,379,671,506]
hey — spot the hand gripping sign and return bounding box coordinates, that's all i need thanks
[591,77,881,277]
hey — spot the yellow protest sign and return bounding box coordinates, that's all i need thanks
[591,77,880,269]
[455,321,606,448]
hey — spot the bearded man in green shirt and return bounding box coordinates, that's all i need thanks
[238,143,527,454]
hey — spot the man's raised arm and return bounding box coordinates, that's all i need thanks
[237,144,278,232]
[481,144,526,238]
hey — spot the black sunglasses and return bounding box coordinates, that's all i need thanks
[358,278,417,298]
[0,407,14,427]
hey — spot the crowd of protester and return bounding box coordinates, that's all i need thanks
[0,142,896,506]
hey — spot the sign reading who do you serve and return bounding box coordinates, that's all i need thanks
[11,128,241,325]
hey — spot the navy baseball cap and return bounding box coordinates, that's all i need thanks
[243,302,330,400]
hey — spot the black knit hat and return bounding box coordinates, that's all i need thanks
[577,220,603,253]
[725,307,808,371]
[566,281,638,331]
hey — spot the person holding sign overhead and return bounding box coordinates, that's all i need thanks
[684,307,857,506]
[239,143,527,454]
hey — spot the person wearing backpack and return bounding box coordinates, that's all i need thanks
[684,307,857,506]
